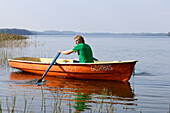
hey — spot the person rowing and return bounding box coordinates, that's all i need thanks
[59,35,94,63]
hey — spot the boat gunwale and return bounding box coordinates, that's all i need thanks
[8,58,138,65]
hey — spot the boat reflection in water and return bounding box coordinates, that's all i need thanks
[10,72,137,112]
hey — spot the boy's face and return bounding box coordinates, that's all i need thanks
[74,38,81,44]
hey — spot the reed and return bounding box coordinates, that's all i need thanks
[0,34,28,48]
[0,85,136,113]
[0,91,137,113]
[23,93,27,113]
[26,96,34,113]
[0,34,43,67]
[41,87,46,113]
[6,96,10,113]
[0,33,28,41]
[11,95,16,113]
[0,100,2,113]
[0,49,14,68]
[0,39,29,48]
[51,91,59,112]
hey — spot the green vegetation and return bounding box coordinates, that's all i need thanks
[0,33,28,41]
[0,33,29,48]
[0,33,42,67]
[168,32,170,36]
[0,33,28,66]
[0,88,136,113]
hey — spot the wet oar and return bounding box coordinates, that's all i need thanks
[36,52,61,84]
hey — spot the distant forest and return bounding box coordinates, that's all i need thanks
[0,28,34,35]
[0,28,169,36]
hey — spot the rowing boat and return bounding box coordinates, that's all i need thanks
[8,57,137,82]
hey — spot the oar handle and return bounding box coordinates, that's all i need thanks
[37,52,61,83]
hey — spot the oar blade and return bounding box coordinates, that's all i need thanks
[36,79,42,84]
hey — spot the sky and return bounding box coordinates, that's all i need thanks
[0,0,170,33]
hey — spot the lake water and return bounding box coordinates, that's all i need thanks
[0,35,170,113]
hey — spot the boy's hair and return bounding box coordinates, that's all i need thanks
[74,35,85,43]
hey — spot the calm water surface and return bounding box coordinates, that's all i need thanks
[0,35,170,113]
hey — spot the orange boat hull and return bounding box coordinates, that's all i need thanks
[8,57,137,82]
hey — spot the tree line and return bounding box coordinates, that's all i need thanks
[0,28,34,35]
[168,32,170,36]
[0,28,170,36]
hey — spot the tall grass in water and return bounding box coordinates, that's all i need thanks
[0,33,43,67]
[2,91,34,113]
[0,88,62,113]
[0,100,2,113]
[0,33,29,48]
[41,87,46,113]
[0,33,28,66]
[0,33,28,41]
[3,87,169,113]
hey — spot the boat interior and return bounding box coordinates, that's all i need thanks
[9,57,137,64]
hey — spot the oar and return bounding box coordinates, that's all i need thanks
[93,57,98,61]
[36,52,61,84]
